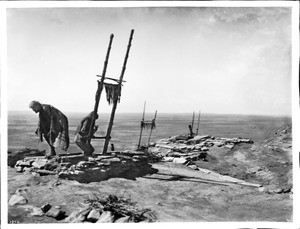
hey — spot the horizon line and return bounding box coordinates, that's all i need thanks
[7,110,292,118]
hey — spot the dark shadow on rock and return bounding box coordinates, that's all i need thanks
[59,165,159,184]
[8,148,46,167]
[55,212,68,221]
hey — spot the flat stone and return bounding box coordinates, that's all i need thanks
[176,145,187,150]
[115,216,130,223]
[99,157,121,164]
[238,138,253,143]
[87,209,101,222]
[267,188,283,194]
[9,194,27,206]
[96,155,116,160]
[60,155,86,164]
[162,157,174,162]
[31,207,44,216]
[189,135,211,143]
[121,150,145,156]
[201,147,209,151]
[220,137,233,142]
[41,203,52,213]
[173,158,187,164]
[45,208,66,219]
[198,168,211,174]
[73,170,85,175]
[148,147,162,154]
[215,141,225,147]
[88,157,96,162]
[24,156,46,160]
[97,211,115,223]
[225,144,234,149]
[188,165,198,170]
[18,160,33,167]
[90,167,102,171]
[76,161,96,168]
[32,158,48,169]
[64,207,92,223]
[156,144,175,149]
[167,152,181,157]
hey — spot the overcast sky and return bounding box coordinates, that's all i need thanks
[6,7,292,115]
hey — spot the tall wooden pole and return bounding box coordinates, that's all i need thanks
[88,34,114,143]
[196,110,201,136]
[147,110,157,146]
[137,101,146,149]
[103,29,134,154]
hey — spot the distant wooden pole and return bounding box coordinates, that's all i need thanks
[191,111,195,132]
[137,101,146,149]
[188,125,194,137]
[147,110,157,146]
[196,110,201,135]
[88,34,114,143]
[103,29,134,154]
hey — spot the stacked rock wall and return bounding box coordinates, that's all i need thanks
[12,151,158,183]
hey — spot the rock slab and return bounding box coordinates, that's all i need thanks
[8,194,27,206]
[97,211,114,223]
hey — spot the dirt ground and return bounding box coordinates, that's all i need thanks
[7,124,292,223]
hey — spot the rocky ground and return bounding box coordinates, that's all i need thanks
[7,124,292,223]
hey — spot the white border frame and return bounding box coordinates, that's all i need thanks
[0,1,299,229]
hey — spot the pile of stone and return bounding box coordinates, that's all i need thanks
[9,191,157,223]
[64,194,157,223]
[13,151,158,183]
[148,134,253,164]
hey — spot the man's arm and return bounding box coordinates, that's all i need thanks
[35,116,43,142]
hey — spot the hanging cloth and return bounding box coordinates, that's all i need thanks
[141,120,156,130]
[104,83,121,105]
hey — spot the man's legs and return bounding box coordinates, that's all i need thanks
[44,135,56,156]
[75,141,95,156]
[49,145,56,156]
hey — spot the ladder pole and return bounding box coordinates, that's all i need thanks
[103,29,134,154]
[196,110,201,136]
[147,110,157,146]
[137,101,146,149]
[88,34,114,143]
